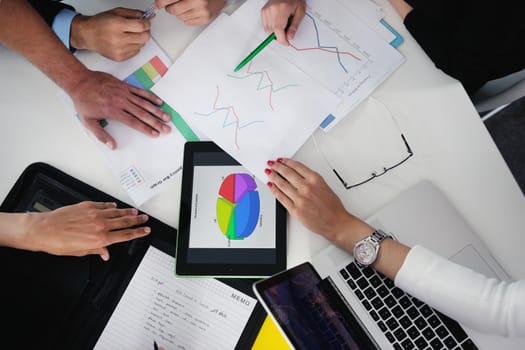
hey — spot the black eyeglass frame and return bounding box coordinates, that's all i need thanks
[331,133,413,190]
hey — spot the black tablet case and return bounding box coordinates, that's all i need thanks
[0,162,264,349]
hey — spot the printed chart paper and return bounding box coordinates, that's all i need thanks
[232,0,405,130]
[60,39,200,206]
[94,246,256,350]
[153,14,340,182]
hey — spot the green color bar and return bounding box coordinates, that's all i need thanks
[161,103,199,141]
[134,68,154,90]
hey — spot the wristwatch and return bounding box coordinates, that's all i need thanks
[353,229,392,267]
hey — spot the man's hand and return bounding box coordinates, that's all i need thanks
[8,202,151,261]
[70,70,172,149]
[70,7,151,62]
[261,0,306,45]
[155,0,226,25]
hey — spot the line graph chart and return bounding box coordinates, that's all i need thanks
[227,61,298,110]
[286,8,372,97]
[194,85,264,150]
[289,12,361,74]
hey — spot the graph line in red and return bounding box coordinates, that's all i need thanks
[194,86,264,150]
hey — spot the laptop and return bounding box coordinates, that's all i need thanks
[254,180,525,349]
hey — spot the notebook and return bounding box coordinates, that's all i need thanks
[255,180,525,349]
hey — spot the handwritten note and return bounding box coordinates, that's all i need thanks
[94,247,256,350]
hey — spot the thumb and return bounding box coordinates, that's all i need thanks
[93,247,110,261]
[83,118,117,150]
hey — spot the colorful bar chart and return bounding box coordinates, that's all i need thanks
[124,56,199,141]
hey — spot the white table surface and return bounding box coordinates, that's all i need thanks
[1,0,524,279]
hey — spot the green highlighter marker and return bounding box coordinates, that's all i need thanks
[233,32,276,72]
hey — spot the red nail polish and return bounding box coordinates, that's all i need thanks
[277,157,283,163]
[264,168,271,175]
[267,182,273,188]
[267,160,275,166]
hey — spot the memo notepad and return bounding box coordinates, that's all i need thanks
[95,246,257,349]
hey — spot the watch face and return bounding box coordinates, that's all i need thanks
[354,240,377,266]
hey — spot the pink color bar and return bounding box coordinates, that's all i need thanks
[150,56,168,77]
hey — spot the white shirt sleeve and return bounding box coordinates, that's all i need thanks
[394,245,525,337]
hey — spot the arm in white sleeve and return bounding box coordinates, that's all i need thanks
[395,245,525,337]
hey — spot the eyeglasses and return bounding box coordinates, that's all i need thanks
[313,98,414,190]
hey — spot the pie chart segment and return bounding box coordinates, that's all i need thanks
[216,197,234,235]
[218,174,236,203]
[235,191,260,238]
[216,174,260,240]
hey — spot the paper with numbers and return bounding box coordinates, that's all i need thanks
[94,246,256,350]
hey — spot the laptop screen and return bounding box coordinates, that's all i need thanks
[255,262,378,349]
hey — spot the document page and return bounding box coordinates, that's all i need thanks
[231,0,405,131]
[94,246,256,350]
[60,39,200,206]
[153,14,339,183]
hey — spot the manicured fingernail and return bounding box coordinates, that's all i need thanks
[100,254,109,261]
[106,142,115,150]
[140,214,148,220]
[162,114,171,122]
[162,124,171,133]
[267,182,273,188]
[151,130,160,137]
[264,168,271,175]
[143,227,151,233]
[131,208,138,215]
[267,160,275,166]
[277,158,283,163]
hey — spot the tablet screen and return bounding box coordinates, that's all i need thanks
[177,142,286,277]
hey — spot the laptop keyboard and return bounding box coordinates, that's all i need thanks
[340,262,479,350]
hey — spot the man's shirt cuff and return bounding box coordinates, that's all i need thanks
[51,8,79,51]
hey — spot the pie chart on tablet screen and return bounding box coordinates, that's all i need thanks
[216,173,260,240]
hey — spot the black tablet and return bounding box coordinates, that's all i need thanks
[177,141,287,277]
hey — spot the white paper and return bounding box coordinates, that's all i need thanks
[60,40,198,206]
[232,0,405,131]
[94,246,256,350]
[153,14,340,182]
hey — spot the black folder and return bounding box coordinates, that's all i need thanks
[0,163,264,349]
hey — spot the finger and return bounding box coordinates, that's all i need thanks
[102,207,139,219]
[122,102,170,135]
[268,159,305,187]
[128,84,164,107]
[82,118,117,149]
[119,18,151,33]
[105,226,152,246]
[273,26,288,45]
[84,201,118,210]
[267,181,295,210]
[178,9,213,25]
[70,247,109,260]
[155,0,174,9]
[266,166,300,202]
[167,0,196,16]
[278,158,318,179]
[99,247,110,261]
[105,213,149,231]
[111,7,145,19]
[287,10,305,41]
[127,88,171,123]
[121,31,151,45]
